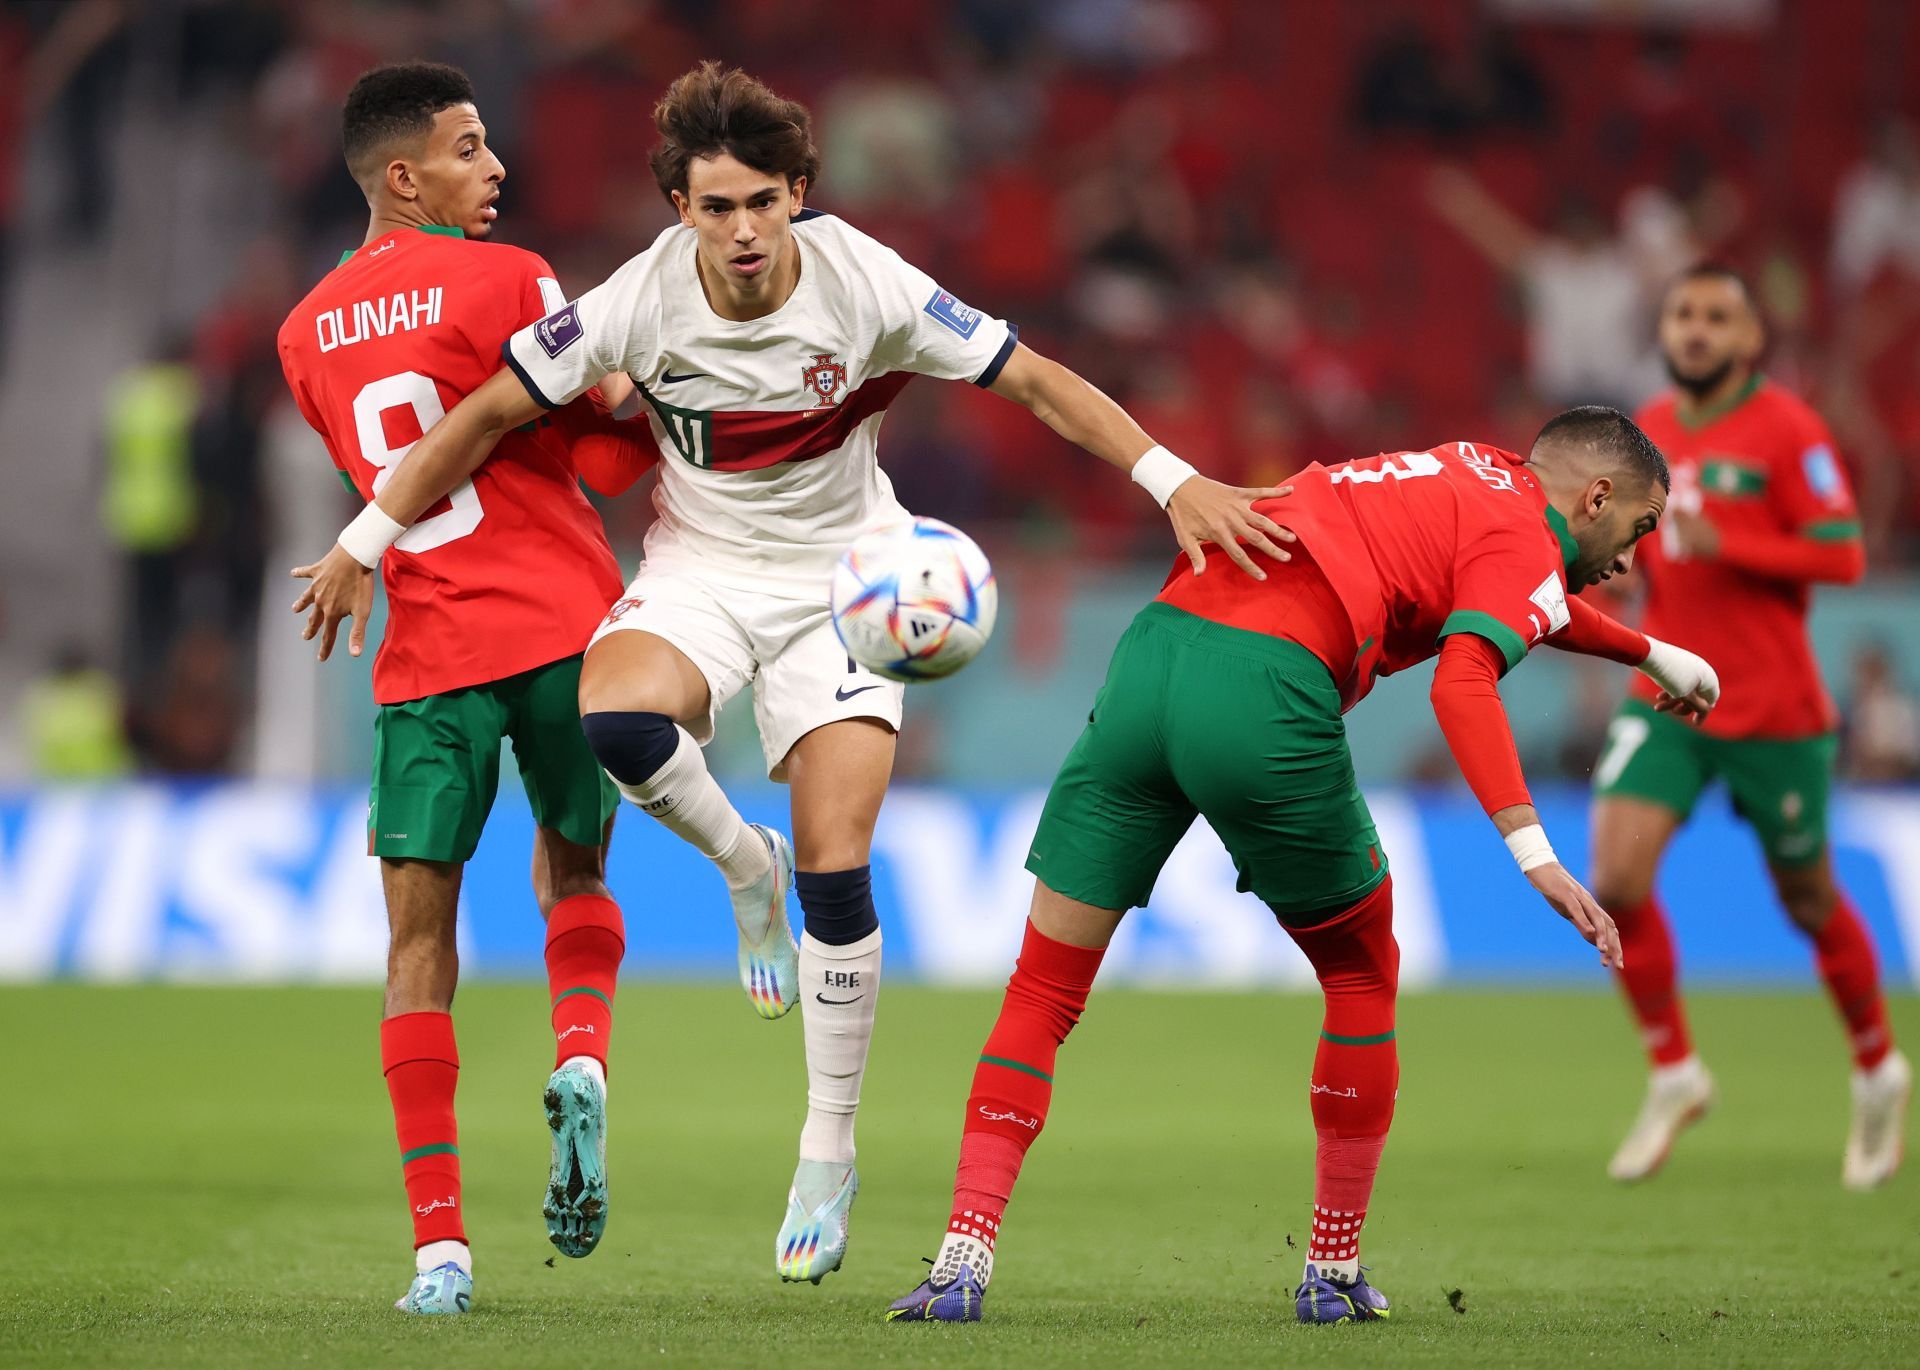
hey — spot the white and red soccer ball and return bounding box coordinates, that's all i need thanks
[830,517,998,682]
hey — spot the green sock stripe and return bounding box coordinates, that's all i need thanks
[552,986,611,1009]
[979,1053,1053,1083]
[1320,1029,1396,1046]
[399,1142,459,1165]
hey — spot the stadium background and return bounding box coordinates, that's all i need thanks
[2,2,1918,1364]
[3,0,1918,987]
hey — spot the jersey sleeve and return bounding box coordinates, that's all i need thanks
[502,252,657,410]
[452,247,571,374]
[865,240,1018,386]
[1430,632,1534,814]
[1770,409,1861,541]
[1435,519,1569,675]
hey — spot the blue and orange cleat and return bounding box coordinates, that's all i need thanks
[1295,1263,1391,1323]
[394,1262,472,1315]
[886,1262,985,1323]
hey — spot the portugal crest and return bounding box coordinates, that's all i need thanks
[802,352,847,407]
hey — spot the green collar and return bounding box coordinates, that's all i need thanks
[1675,372,1763,431]
[1544,504,1579,573]
[338,223,464,265]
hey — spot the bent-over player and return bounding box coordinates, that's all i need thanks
[885,409,1721,1326]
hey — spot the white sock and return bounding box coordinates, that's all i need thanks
[797,928,882,1164]
[932,1221,995,1288]
[416,1239,471,1275]
[562,1054,606,1094]
[1312,1254,1361,1285]
[611,726,768,888]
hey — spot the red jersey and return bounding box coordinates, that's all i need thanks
[1633,378,1862,739]
[278,227,624,705]
[1161,442,1577,710]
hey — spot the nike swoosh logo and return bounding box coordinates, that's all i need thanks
[835,684,882,701]
[659,370,706,384]
[816,993,865,1006]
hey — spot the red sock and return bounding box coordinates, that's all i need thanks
[380,1012,464,1248]
[1284,877,1399,1268]
[948,919,1106,1234]
[1810,895,1893,1070]
[1612,896,1694,1067]
[546,894,624,1071]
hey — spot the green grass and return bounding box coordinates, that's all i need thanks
[0,985,1914,1367]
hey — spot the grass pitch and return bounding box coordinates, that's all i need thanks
[0,984,1914,1367]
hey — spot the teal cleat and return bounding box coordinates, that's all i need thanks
[776,1160,858,1283]
[542,1062,608,1258]
[394,1262,471,1315]
[735,824,799,1020]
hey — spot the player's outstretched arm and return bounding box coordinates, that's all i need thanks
[1495,803,1622,971]
[291,366,547,660]
[1429,632,1622,969]
[985,342,1296,581]
[1548,593,1720,723]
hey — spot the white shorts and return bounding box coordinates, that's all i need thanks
[588,565,905,782]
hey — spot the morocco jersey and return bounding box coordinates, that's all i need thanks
[278,226,624,705]
[502,210,1018,596]
[1633,378,1862,739]
[1160,443,1577,710]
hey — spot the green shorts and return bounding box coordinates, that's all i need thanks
[1593,697,1835,868]
[369,654,617,863]
[1026,602,1388,923]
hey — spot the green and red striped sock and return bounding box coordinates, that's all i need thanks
[545,894,625,1072]
[380,1011,465,1249]
[1285,877,1400,1281]
[948,919,1106,1255]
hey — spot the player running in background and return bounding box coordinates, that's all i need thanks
[1591,265,1909,1188]
[289,61,1292,1287]
[278,63,657,1314]
[886,408,1722,1327]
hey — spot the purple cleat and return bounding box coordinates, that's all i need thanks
[1295,1263,1391,1324]
[885,1262,986,1323]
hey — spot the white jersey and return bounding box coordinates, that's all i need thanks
[504,211,1016,595]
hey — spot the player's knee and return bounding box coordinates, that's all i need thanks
[796,865,879,946]
[580,710,681,786]
[1589,865,1652,916]
[1778,881,1837,934]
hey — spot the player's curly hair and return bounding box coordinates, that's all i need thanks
[650,61,820,203]
[1534,405,1671,492]
[342,62,476,183]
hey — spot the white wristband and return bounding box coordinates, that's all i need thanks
[338,501,407,569]
[1503,823,1557,873]
[1129,444,1198,508]
[1637,635,1720,707]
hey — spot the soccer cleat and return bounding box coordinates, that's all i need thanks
[1294,1263,1390,1323]
[394,1261,472,1315]
[1608,1056,1715,1182]
[886,1262,986,1323]
[775,1159,857,1283]
[735,824,799,1019]
[1843,1048,1910,1190]
[542,1062,608,1257]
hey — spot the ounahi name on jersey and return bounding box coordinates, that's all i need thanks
[501,212,1018,590]
[277,227,623,704]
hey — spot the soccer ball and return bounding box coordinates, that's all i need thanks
[831,517,998,682]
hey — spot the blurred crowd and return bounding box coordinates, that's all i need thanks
[7,0,1920,779]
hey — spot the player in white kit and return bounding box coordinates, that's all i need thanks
[293,62,1294,1284]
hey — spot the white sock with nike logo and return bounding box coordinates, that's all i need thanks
[611,726,768,889]
[797,928,882,1169]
